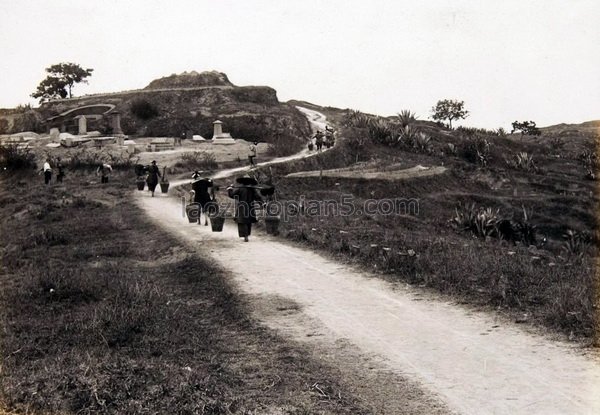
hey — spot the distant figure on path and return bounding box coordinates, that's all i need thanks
[248,141,258,166]
[191,172,216,226]
[314,130,324,151]
[97,163,112,183]
[228,175,263,242]
[56,157,65,183]
[146,160,161,197]
[42,158,52,185]
[325,126,335,148]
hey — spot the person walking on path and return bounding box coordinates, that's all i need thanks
[42,158,52,185]
[325,126,335,148]
[56,157,65,183]
[97,163,112,184]
[191,172,216,226]
[248,141,258,166]
[146,160,161,197]
[314,130,324,151]
[227,175,263,242]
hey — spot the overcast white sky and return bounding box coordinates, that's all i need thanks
[0,0,598,128]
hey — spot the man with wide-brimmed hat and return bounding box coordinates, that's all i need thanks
[227,174,263,242]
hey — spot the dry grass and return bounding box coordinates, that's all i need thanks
[0,172,371,414]
[269,127,598,340]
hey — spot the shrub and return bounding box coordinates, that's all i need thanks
[339,127,370,162]
[460,135,490,166]
[0,144,36,170]
[175,151,218,171]
[130,99,159,120]
[266,132,304,157]
[548,136,565,152]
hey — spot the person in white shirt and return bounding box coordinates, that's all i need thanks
[97,163,112,183]
[42,159,52,185]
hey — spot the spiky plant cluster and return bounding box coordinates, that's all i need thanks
[396,110,418,128]
[506,152,537,172]
[451,203,538,245]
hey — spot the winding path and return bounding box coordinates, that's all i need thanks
[135,107,600,415]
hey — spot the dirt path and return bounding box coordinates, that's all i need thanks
[135,108,600,414]
[286,164,447,180]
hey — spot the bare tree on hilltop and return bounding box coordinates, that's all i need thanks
[31,63,93,103]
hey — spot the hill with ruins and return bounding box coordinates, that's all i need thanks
[0,71,311,143]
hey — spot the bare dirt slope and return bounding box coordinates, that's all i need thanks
[136,108,600,415]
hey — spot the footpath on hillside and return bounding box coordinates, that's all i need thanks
[136,108,600,415]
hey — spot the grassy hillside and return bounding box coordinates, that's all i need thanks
[0,172,380,414]
[256,106,599,341]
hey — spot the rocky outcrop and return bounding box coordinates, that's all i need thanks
[144,70,233,89]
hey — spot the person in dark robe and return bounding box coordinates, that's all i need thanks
[146,160,161,197]
[191,173,216,226]
[56,157,65,183]
[227,175,263,242]
[314,130,324,151]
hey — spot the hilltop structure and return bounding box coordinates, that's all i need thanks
[0,71,311,145]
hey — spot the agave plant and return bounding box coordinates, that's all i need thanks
[474,207,500,238]
[343,109,371,128]
[413,132,432,153]
[397,109,418,128]
[397,125,419,148]
[452,203,500,238]
[514,152,536,172]
[562,229,591,256]
[368,118,395,145]
[451,203,478,231]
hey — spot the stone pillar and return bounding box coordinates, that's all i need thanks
[116,136,125,146]
[49,128,60,141]
[75,115,87,135]
[111,112,123,135]
[213,120,223,138]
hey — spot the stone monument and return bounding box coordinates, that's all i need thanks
[211,120,235,144]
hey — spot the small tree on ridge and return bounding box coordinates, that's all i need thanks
[31,62,93,103]
[431,99,469,129]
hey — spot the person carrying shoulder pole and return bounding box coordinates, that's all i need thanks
[227,175,263,242]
